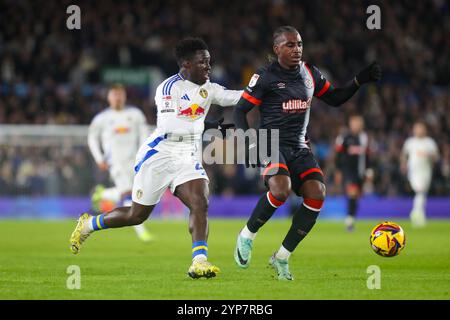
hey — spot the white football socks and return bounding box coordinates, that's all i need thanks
[275,245,291,261]
[240,225,257,240]
[133,223,147,235]
[86,216,95,232]
[345,216,355,227]
[411,192,427,226]
[193,254,207,262]
[412,192,426,214]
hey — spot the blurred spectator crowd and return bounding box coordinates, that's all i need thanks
[0,0,449,196]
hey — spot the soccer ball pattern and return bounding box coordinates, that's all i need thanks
[370,221,406,257]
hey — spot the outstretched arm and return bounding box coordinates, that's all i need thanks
[319,62,382,107]
[232,70,266,167]
[233,97,255,131]
[210,83,243,107]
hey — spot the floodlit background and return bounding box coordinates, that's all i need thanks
[0,0,448,219]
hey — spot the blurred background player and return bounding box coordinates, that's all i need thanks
[233,26,381,280]
[71,38,241,279]
[87,84,153,242]
[90,184,118,213]
[335,115,370,231]
[401,122,439,227]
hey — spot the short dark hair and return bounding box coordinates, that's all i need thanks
[174,37,208,66]
[414,120,427,127]
[108,83,125,91]
[273,26,299,45]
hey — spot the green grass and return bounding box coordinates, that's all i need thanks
[0,219,449,299]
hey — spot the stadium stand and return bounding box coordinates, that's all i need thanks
[0,0,448,196]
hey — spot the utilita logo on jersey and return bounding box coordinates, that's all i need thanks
[282,97,312,113]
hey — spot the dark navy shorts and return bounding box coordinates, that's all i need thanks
[262,147,324,196]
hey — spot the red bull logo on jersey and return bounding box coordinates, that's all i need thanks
[282,98,312,113]
[114,126,130,134]
[178,104,206,119]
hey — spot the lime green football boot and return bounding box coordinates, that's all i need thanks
[70,213,93,254]
[188,259,220,279]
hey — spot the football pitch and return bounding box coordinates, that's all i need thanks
[0,219,449,300]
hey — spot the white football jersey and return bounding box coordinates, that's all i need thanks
[153,73,243,138]
[402,136,439,172]
[88,106,149,166]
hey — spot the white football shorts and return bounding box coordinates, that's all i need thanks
[132,134,208,206]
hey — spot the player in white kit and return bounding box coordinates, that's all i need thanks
[401,122,439,227]
[87,84,152,241]
[70,38,242,279]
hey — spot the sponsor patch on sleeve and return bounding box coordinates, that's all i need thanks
[161,95,174,113]
[248,74,260,88]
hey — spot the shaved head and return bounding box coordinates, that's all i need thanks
[273,26,300,45]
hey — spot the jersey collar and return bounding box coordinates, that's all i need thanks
[178,71,186,80]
